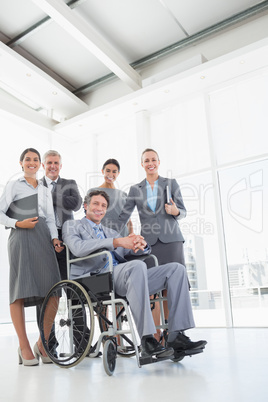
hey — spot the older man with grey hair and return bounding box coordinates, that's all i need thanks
[41,150,82,279]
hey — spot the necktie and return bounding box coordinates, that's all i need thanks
[51,181,61,228]
[93,225,118,269]
[93,224,103,240]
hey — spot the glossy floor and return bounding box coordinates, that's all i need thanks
[0,324,267,402]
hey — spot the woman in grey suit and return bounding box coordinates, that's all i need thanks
[0,148,61,366]
[118,148,186,266]
[118,148,187,340]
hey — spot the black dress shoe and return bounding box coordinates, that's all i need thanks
[167,332,207,352]
[141,336,174,358]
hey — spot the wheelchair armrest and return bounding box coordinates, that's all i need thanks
[124,253,158,267]
[64,245,114,278]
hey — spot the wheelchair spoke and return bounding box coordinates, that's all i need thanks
[39,280,94,367]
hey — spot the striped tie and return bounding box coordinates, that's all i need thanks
[93,224,103,240]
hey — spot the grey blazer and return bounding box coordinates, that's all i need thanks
[42,176,82,227]
[62,217,151,277]
[118,176,186,245]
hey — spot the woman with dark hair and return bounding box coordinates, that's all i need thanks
[88,158,133,236]
[0,148,61,366]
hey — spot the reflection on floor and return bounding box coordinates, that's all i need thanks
[0,324,267,402]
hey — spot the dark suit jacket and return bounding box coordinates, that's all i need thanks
[118,176,186,245]
[41,176,82,227]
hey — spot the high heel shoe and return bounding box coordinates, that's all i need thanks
[33,342,52,364]
[18,347,39,366]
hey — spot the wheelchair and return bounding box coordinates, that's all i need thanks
[39,247,205,375]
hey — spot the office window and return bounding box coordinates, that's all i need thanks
[218,159,268,326]
[180,172,225,326]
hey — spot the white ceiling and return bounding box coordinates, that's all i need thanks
[0,0,268,136]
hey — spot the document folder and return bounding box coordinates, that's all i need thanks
[166,185,172,205]
[6,194,38,221]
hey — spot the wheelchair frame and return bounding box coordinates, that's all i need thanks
[39,246,204,375]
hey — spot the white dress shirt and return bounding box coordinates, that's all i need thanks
[0,177,58,239]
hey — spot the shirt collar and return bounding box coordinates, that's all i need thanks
[18,176,41,187]
[45,176,59,186]
[87,219,102,231]
[146,179,158,190]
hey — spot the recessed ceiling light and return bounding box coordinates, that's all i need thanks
[164,89,170,93]
[240,60,245,64]
[26,73,31,77]
[200,75,206,80]
[132,102,138,106]
[52,91,58,95]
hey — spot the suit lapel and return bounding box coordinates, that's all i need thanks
[56,177,62,187]
[81,217,95,237]
[41,176,48,188]
[139,179,155,214]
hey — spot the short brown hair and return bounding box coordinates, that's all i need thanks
[84,190,110,208]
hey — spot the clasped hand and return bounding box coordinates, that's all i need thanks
[127,233,147,253]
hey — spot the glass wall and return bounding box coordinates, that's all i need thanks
[209,72,268,326]
[148,71,268,327]
[180,172,225,327]
[218,159,268,326]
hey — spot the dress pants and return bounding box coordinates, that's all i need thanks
[113,260,195,339]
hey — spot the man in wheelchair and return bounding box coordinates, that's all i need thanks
[62,190,206,360]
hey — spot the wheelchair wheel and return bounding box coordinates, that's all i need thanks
[103,339,117,376]
[39,280,94,368]
[98,304,136,358]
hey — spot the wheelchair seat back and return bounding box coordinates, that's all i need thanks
[76,272,113,299]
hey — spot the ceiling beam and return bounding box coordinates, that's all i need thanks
[0,41,89,120]
[73,0,268,95]
[6,0,86,48]
[0,88,55,131]
[32,0,142,91]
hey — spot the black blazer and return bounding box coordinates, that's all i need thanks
[41,176,82,226]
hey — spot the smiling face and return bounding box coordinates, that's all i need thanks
[102,163,120,185]
[141,151,160,177]
[20,151,41,176]
[42,155,62,181]
[84,195,108,225]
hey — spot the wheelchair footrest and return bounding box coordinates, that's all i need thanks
[139,353,175,366]
[172,347,205,362]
